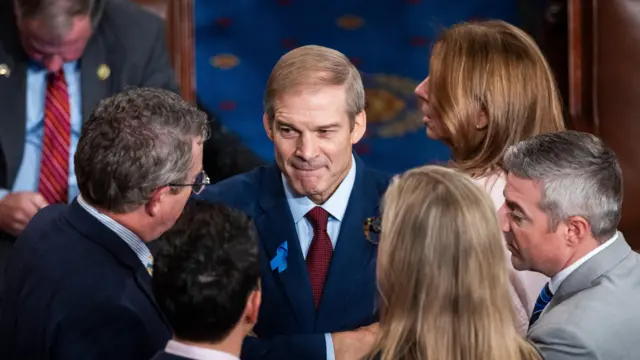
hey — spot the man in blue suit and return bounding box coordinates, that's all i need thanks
[0,88,210,359]
[199,45,390,360]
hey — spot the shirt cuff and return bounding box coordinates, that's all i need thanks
[325,333,335,360]
[0,189,9,201]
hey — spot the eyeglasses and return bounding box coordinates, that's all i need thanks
[364,216,381,245]
[168,170,210,195]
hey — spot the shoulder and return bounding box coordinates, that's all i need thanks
[528,322,599,360]
[14,204,69,253]
[531,283,640,356]
[198,165,271,211]
[361,165,393,195]
[96,0,164,48]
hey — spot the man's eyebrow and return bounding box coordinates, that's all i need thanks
[505,199,525,214]
[317,122,341,130]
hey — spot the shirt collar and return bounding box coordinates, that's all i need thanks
[76,195,152,269]
[282,155,357,223]
[549,231,620,294]
[165,340,239,360]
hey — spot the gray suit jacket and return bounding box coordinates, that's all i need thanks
[528,233,640,360]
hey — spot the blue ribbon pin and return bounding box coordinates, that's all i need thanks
[270,241,288,273]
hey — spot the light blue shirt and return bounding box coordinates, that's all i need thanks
[77,195,153,270]
[0,61,82,201]
[282,155,356,360]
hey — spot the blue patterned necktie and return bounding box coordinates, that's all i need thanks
[146,255,154,276]
[529,282,553,328]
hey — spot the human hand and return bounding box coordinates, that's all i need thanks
[332,323,379,360]
[0,192,48,236]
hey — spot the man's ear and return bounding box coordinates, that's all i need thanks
[565,215,592,247]
[350,111,367,144]
[245,285,262,326]
[145,186,171,217]
[263,113,274,141]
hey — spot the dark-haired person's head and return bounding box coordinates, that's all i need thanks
[152,201,261,349]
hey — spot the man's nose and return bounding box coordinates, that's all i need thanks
[296,133,319,161]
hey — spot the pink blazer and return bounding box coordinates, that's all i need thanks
[473,172,548,335]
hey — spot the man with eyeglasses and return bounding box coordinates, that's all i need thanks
[0,88,210,360]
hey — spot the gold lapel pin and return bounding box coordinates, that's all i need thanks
[0,64,10,77]
[97,64,110,80]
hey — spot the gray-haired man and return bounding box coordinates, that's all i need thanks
[499,130,640,360]
[0,88,210,359]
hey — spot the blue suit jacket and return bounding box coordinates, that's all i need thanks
[0,200,172,359]
[198,156,390,360]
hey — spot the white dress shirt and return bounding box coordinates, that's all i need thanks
[281,155,357,360]
[165,340,239,360]
[549,232,620,294]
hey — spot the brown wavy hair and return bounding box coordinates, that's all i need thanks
[428,20,565,177]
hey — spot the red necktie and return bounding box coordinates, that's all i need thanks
[38,70,71,204]
[305,206,333,308]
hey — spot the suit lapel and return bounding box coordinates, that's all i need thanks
[255,164,316,331]
[315,157,380,329]
[0,6,28,189]
[549,232,631,310]
[80,31,111,121]
[64,200,171,330]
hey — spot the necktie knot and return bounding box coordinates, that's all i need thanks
[48,70,65,83]
[305,206,329,232]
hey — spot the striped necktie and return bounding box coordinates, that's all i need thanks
[529,282,553,328]
[38,70,70,204]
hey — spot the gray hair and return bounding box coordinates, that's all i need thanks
[503,131,622,241]
[263,45,365,129]
[15,0,98,38]
[75,87,210,213]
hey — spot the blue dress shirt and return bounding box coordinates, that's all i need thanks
[0,62,81,201]
[282,155,357,360]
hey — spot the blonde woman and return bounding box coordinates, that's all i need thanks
[414,20,564,333]
[369,166,541,360]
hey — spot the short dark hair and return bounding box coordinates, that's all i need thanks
[152,201,260,343]
[75,87,209,213]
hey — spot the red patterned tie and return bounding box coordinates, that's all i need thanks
[38,70,71,204]
[305,206,333,308]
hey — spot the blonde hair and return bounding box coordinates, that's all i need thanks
[428,20,565,177]
[263,45,364,128]
[370,165,540,360]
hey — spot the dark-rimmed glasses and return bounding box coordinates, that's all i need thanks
[168,170,210,194]
[364,216,381,245]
